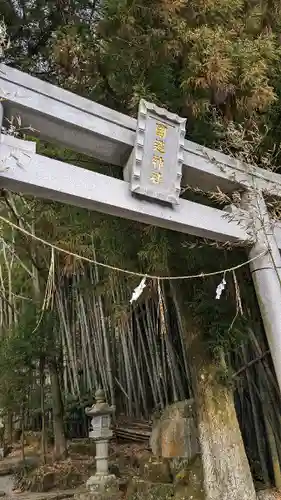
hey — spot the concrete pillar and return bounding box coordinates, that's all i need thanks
[0,102,4,463]
[242,190,281,393]
[0,101,3,136]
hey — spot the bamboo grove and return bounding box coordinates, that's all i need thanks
[0,189,280,488]
[2,0,281,496]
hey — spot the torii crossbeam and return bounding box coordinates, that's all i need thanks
[1,63,281,392]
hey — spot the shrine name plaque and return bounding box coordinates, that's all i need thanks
[130,100,186,206]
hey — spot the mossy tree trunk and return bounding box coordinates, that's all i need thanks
[190,332,257,500]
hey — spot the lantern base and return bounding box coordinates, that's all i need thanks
[75,493,121,500]
[74,474,121,500]
[75,486,121,500]
[86,473,118,491]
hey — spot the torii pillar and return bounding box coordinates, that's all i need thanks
[241,191,281,391]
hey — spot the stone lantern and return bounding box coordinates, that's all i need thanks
[85,388,117,496]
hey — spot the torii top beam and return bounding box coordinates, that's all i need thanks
[1,63,281,197]
[1,64,281,248]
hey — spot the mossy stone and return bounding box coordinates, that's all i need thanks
[127,477,174,500]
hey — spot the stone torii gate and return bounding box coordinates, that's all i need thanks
[0,64,281,392]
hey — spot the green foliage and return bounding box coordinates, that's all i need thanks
[2,0,281,153]
[0,304,56,412]
[1,0,281,363]
[192,290,247,355]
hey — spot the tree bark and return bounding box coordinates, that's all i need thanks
[5,411,13,445]
[49,359,67,460]
[171,280,257,499]
[20,405,25,462]
[191,338,257,500]
[40,357,47,464]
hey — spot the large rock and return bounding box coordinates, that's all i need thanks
[150,399,199,460]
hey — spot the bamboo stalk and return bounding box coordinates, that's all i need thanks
[135,314,158,411]
[241,345,270,486]
[56,293,77,396]
[142,302,164,410]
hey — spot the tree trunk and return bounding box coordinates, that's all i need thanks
[40,357,47,464]
[5,411,13,445]
[21,406,25,462]
[192,339,257,500]
[171,280,257,499]
[49,359,67,460]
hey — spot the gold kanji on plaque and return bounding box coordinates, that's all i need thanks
[156,122,168,139]
[154,139,165,154]
[150,171,163,184]
[152,155,164,170]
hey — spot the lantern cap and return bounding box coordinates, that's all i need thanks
[95,388,105,404]
[85,387,115,417]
